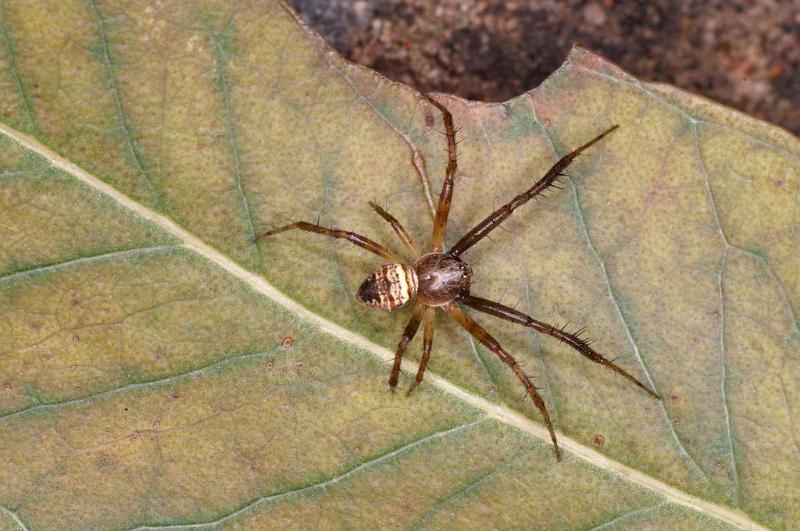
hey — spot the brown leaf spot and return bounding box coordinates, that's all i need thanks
[592,434,605,447]
[644,189,659,206]
[281,336,294,348]
[424,109,435,127]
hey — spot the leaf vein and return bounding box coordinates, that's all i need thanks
[0,505,30,531]
[0,244,180,284]
[466,334,499,398]
[692,123,740,504]
[523,275,559,424]
[128,418,487,529]
[87,0,162,206]
[0,342,294,423]
[0,1,37,133]
[570,62,800,166]
[206,22,260,251]
[409,448,533,530]
[300,27,437,218]
[528,96,713,486]
[587,501,667,531]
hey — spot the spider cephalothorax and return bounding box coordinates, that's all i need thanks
[413,252,472,306]
[254,94,660,460]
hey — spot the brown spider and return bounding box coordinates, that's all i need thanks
[255,94,660,459]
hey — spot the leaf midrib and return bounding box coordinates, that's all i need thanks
[0,117,765,531]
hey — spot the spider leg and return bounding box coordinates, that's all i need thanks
[407,307,435,396]
[389,303,425,390]
[445,302,561,460]
[462,295,660,399]
[425,94,458,252]
[448,125,618,257]
[253,221,402,262]
[368,201,420,258]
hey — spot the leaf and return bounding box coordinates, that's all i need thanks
[0,1,797,529]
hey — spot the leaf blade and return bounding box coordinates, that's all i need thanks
[0,1,796,529]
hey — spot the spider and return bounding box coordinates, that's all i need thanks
[255,94,660,459]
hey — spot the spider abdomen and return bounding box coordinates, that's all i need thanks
[357,263,418,311]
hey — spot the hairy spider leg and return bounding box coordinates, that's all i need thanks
[425,94,458,252]
[445,302,561,460]
[407,307,435,396]
[368,201,420,258]
[448,125,619,257]
[389,303,425,390]
[462,295,661,399]
[253,221,402,263]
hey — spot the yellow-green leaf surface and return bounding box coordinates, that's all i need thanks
[0,1,797,529]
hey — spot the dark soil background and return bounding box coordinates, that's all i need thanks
[286,0,800,137]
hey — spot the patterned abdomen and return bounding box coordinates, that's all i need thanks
[357,263,418,311]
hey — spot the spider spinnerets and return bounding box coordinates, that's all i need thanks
[254,94,660,460]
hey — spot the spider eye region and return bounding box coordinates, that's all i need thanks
[357,263,418,311]
[414,252,472,306]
